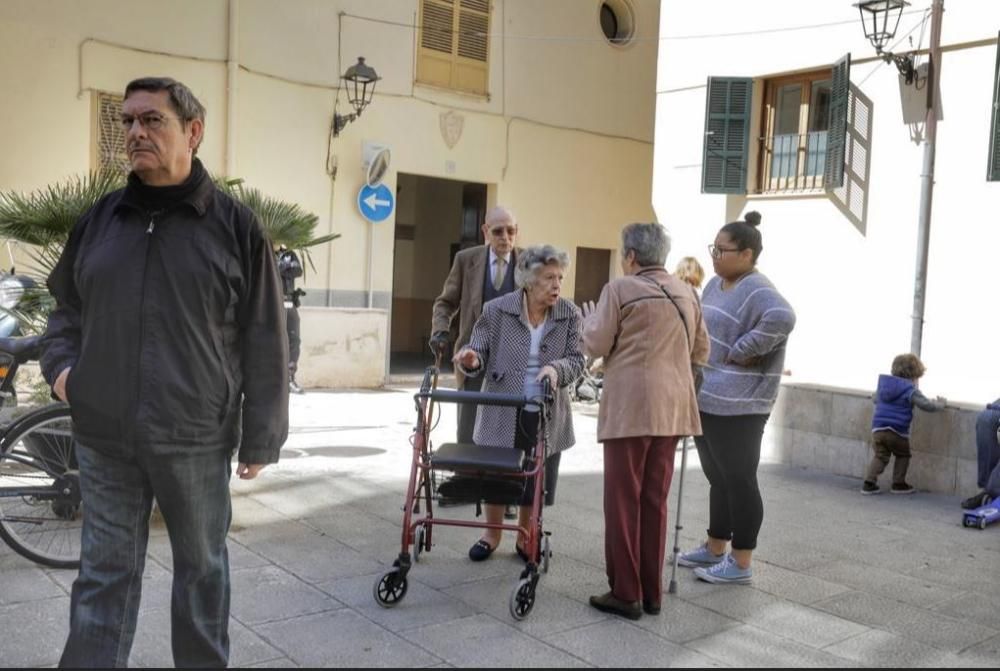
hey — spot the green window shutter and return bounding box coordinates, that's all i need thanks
[988,32,1000,181]
[824,53,851,189]
[701,77,752,194]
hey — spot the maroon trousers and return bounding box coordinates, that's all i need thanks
[603,436,679,604]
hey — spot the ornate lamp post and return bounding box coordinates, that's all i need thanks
[333,57,381,136]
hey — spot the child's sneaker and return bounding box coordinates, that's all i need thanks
[676,543,726,568]
[890,482,915,495]
[693,554,752,585]
[860,481,880,495]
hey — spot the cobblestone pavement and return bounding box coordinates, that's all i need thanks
[2,387,999,667]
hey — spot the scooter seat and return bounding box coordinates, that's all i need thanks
[431,442,525,474]
[0,335,43,363]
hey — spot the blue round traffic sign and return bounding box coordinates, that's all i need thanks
[357,183,395,223]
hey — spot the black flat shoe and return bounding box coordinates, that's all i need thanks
[643,600,661,615]
[589,592,642,620]
[468,539,497,562]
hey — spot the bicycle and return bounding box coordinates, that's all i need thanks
[0,335,80,569]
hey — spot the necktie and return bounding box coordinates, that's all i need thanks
[493,258,506,291]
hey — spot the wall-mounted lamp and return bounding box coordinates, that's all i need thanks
[333,57,381,136]
[854,0,916,85]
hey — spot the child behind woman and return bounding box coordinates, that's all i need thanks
[862,353,946,495]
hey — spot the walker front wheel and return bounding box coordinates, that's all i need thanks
[373,570,408,608]
[509,576,536,620]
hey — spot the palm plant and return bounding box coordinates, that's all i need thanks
[0,170,337,333]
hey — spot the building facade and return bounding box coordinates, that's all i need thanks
[0,0,660,387]
[654,0,1000,405]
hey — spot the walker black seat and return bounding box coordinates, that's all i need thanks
[430,442,525,474]
[0,335,43,363]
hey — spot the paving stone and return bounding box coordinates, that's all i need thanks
[0,597,69,667]
[953,634,1000,668]
[544,618,722,667]
[691,587,868,648]
[318,573,476,631]
[806,559,957,608]
[749,560,853,605]
[822,629,972,668]
[129,607,281,668]
[930,591,1000,624]
[0,566,66,605]
[631,596,741,644]
[233,523,382,584]
[256,609,441,667]
[442,573,607,637]
[813,591,999,653]
[686,623,858,667]
[401,613,586,667]
[230,565,343,625]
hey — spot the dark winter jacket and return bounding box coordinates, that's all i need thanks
[40,161,289,464]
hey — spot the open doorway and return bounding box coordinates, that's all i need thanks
[390,174,487,375]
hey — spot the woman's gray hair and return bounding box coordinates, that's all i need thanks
[621,223,671,267]
[515,244,570,288]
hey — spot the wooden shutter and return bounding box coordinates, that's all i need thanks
[988,32,1000,181]
[416,0,489,96]
[94,92,129,175]
[824,54,851,189]
[701,77,752,194]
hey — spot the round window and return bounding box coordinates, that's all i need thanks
[599,0,635,46]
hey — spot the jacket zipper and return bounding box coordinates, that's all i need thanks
[131,211,158,441]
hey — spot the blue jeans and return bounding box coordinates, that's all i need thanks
[975,408,1000,497]
[60,443,233,668]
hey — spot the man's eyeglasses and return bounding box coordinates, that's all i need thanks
[707,244,742,259]
[489,226,517,237]
[120,112,179,132]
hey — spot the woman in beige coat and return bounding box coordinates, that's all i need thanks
[581,223,709,620]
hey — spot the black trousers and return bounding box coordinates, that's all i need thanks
[457,373,483,444]
[694,412,769,551]
[285,306,300,375]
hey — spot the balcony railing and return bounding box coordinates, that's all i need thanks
[759,131,828,192]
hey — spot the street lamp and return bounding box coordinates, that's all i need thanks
[854,0,916,84]
[333,57,381,136]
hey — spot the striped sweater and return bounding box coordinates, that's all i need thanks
[697,271,796,416]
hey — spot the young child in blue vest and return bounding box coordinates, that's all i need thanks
[862,353,946,495]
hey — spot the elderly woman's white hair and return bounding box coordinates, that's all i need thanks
[515,244,570,287]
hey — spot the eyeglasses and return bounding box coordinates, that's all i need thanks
[707,244,742,259]
[489,226,517,237]
[120,112,179,132]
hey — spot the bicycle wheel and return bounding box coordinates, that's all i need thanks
[0,405,81,569]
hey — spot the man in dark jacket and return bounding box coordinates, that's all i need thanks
[40,77,288,668]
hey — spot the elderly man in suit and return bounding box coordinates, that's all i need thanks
[431,206,521,518]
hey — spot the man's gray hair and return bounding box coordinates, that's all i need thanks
[125,77,206,123]
[515,244,570,287]
[621,223,671,267]
[485,205,516,229]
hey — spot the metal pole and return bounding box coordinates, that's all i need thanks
[910,0,944,356]
[367,223,374,308]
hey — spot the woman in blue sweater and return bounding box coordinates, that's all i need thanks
[676,212,796,584]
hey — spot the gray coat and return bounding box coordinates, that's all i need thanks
[459,290,584,454]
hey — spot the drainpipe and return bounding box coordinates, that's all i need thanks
[910,0,944,356]
[226,0,239,176]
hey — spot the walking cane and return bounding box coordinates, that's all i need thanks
[667,436,690,595]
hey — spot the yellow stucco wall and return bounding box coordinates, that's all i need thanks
[0,0,660,386]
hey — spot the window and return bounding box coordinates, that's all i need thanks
[701,54,850,195]
[92,91,129,174]
[599,0,635,46]
[416,0,490,96]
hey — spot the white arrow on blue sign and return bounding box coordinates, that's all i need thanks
[357,183,394,223]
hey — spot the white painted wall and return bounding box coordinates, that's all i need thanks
[655,0,1000,404]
